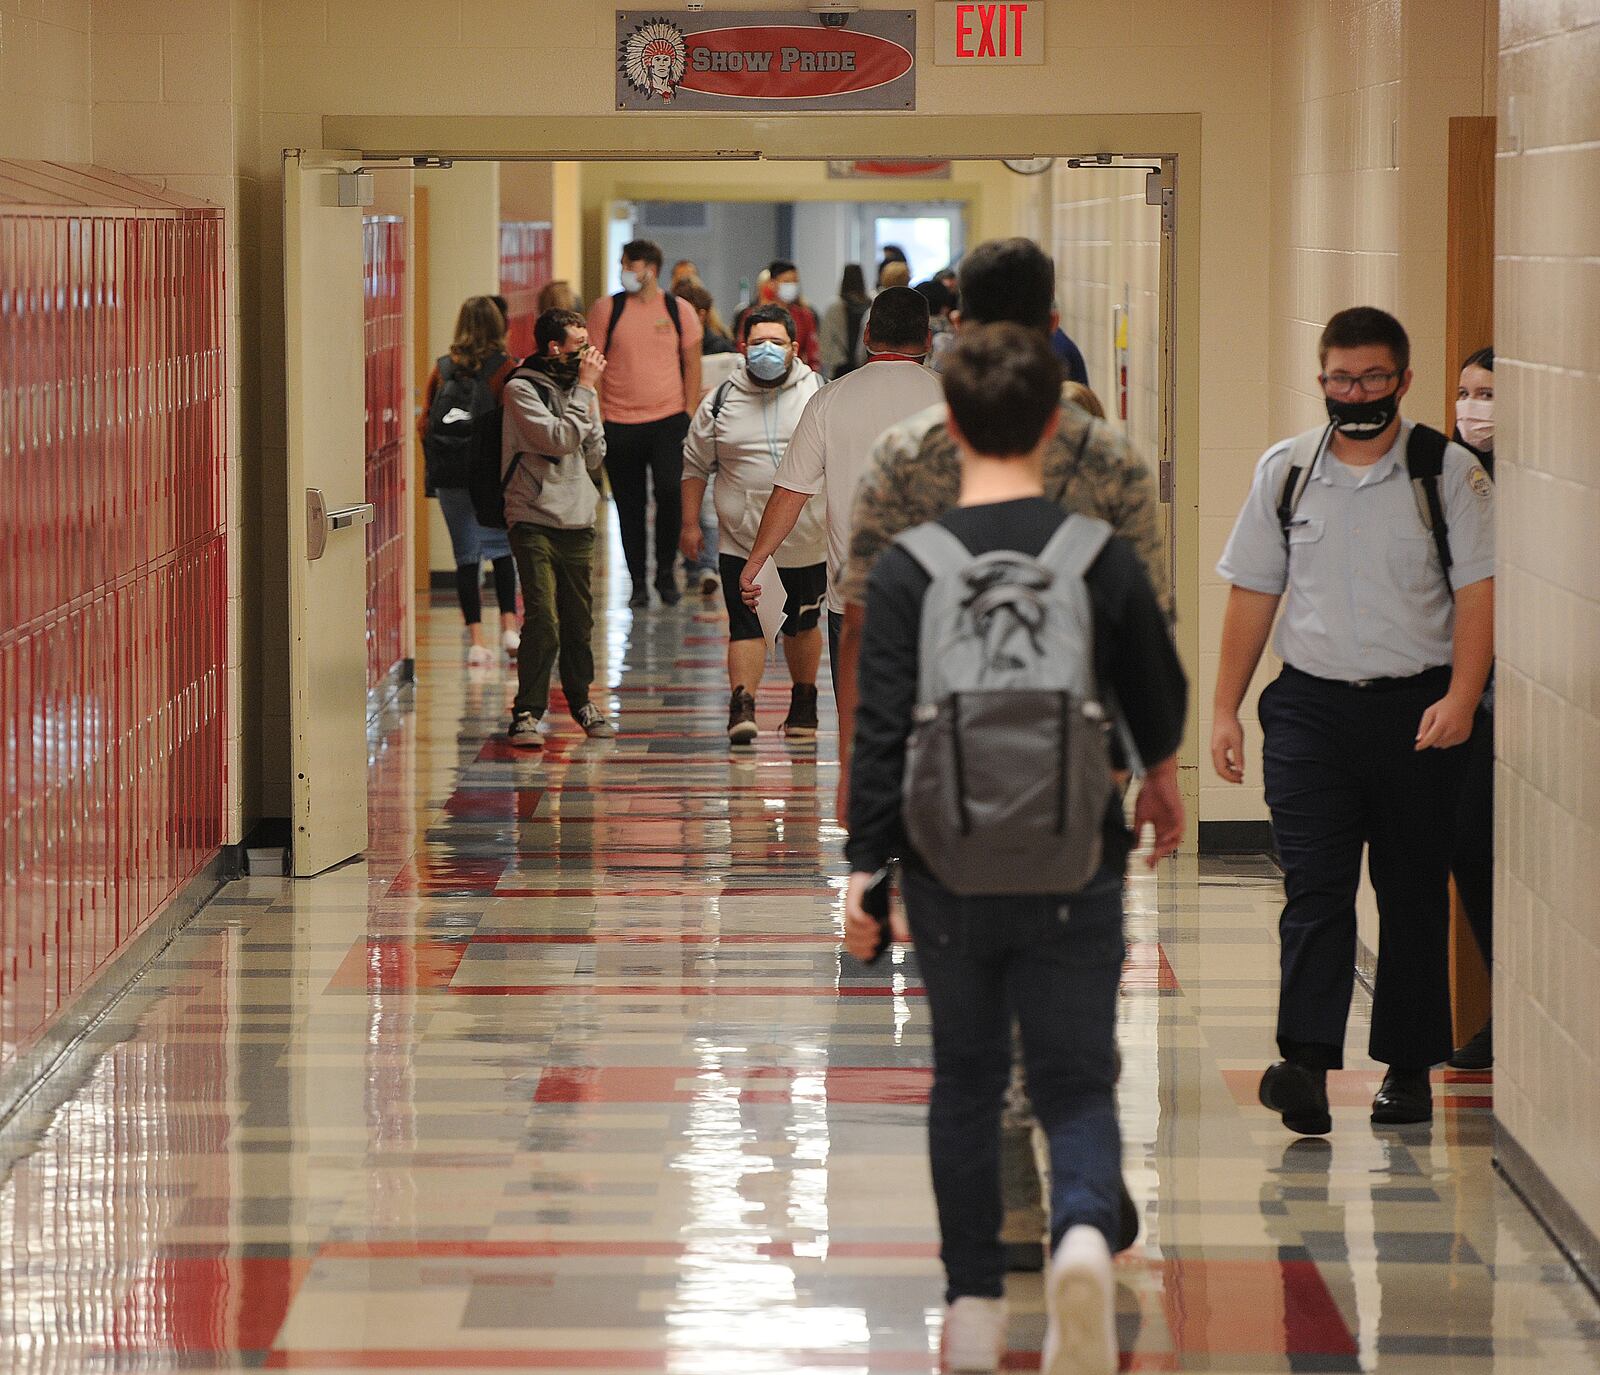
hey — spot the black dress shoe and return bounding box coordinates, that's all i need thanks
[1449,1020,1493,1071]
[655,578,681,607]
[1371,1067,1432,1124]
[1259,1061,1332,1136]
[628,588,650,609]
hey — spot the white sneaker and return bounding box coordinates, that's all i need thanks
[502,628,521,656]
[466,644,495,669]
[942,1296,1007,1373]
[1042,1225,1116,1375]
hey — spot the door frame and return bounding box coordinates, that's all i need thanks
[310,111,1204,825]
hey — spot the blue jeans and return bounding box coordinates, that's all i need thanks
[436,485,511,564]
[903,863,1124,1302]
[684,484,719,577]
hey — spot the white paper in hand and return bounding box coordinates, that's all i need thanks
[749,558,788,648]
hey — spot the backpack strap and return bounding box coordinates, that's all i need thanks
[707,377,734,464]
[603,291,626,356]
[605,288,686,378]
[1036,514,1113,582]
[893,523,974,583]
[1405,422,1454,588]
[1276,424,1332,544]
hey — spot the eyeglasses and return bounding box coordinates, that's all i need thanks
[1320,370,1400,397]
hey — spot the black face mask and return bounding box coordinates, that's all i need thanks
[1325,390,1400,438]
[539,351,582,387]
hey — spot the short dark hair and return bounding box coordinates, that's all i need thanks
[767,259,797,278]
[621,238,663,271]
[1319,306,1410,373]
[914,278,956,316]
[533,307,586,356]
[865,286,930,350]
[943,324,1062,458]
[880,244,907,265]
[1462,345,1494,372]
[742,303,796,342]
[957,238,1055,332]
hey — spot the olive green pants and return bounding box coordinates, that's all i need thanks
[508,522,596,719]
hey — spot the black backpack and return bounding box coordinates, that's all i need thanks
[467,364,540,531]
[1277,421,1462,590]
[605,289,685,378]
[423,354,504,490]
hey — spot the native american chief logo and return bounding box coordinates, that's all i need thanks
[621,19,688,102]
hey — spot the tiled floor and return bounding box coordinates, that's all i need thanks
[3,526,1599,1373]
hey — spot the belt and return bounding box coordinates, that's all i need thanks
[1283,664,1451,693]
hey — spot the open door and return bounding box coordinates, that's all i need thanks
[284,152,373,876]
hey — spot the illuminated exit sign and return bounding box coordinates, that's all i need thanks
[934,2,1045,66]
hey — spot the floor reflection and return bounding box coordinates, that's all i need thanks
[0,522,1596,1372]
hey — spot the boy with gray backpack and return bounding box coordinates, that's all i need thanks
[844,324,1186,1375]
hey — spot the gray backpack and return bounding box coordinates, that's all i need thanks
[895,515,1118,896]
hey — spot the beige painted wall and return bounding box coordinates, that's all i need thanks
[0,0,91,160]
[418,161,502,575]
[1494,1,1600,1242]
[1050,165,1162,477]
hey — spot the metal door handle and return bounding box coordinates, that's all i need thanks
[306,490,375,561]
[328,504,376,531]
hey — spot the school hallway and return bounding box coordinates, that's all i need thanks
[2,528,1596,1375]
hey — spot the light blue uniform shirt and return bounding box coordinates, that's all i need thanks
[1217,420,1495,682]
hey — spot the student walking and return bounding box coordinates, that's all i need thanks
[845,324,1186,1374]
[1212,307,1495,1131]
[680,305,824,745]
[1448,345,1496,1070]
[420,295,520,666]
[502,308,617,748]
[819,264,871,379]
[739,286,942,694]
[588,239,703,608]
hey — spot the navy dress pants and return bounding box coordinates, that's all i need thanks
[1260,666,1467,1070]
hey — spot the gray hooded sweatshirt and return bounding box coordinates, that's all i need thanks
[682,358,825,567]
[501,368,606,530]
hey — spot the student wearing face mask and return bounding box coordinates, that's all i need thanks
[1447,345,1496,1070]
[1212,307,1495,1135]
[734,260,821,373]
[680,305,826,745]
[587,239,703,609]
[502,309,617,748]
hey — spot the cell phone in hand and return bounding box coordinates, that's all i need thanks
[860,867,892,964]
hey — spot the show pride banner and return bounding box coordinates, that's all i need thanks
[616,11,917,111]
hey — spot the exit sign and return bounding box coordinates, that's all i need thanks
[934,2,1045,66]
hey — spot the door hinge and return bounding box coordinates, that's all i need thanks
[1158,458,1175,504]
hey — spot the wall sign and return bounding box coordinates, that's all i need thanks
[827,160,952,180]
[616,11,916,111]
[933,2,1045,66]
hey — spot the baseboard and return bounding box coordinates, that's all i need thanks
[1198,820,1275,855]
[1496,1121,1600,1302]
[367,658,415,722]
[0,854,226,1129]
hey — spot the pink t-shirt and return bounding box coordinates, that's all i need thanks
[588,291,702,425]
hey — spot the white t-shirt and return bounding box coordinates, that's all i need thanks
[774,360,945,613]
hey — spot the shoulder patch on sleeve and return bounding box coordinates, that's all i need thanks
[1468,465,1492,499]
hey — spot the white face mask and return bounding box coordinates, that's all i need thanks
[620,268,644,294]
[1456,397,1494,450]
[776,280,800,304]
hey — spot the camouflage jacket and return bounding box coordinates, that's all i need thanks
[839,398,1172,615]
